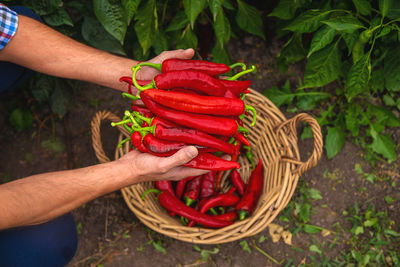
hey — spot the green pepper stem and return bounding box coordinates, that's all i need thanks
[117,137,131,148]
[229,62,247,71]
[209,208,218,215]
[124,110,141,128]
[227,65,256,81]
[122,92,140,100]
[132,125,156,136]
[110,119,132,127]
[141,188,161,199]
[131,66,154,91]
[132,111,154,126]
[238,210,249,220]
[245,105,257,127]
[136,62,162,72]
[185,196,195,207]
[237,123,249,134]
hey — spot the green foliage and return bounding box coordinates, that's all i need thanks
[267,0,400,163]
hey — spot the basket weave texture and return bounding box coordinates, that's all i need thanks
[91,89,323,244]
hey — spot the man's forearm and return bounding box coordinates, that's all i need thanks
[0,15,136,91]
[0,160,135,230]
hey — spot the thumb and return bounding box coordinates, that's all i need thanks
[159,146,198,170]
[152,49,195,63]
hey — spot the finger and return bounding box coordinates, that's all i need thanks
[153,49,195,63]
[167,167,209,181]
[158,146,198,172]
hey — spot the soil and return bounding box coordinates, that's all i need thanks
[0,34,399,267]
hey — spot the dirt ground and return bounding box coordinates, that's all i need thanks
[0,34,399,267]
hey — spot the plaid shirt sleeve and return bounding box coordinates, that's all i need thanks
[0,3,18,51]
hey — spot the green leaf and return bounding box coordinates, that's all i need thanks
[354,163,363,174]
[384,229,400,237]
[153,30,168,55]
[152,240,167,254]
[303,42,341,88]
[183,0,207,29]
[304,224,322,234]
[212,44,231,65]
[364,218,378,227]
[122,0,141,25]
[9,108,33,132]
[269,0,303,20]
[258,235,267,243]
[262,82,294,107]
[296,92,330,110]
[41,138,65,154]
[383,94,396,106]
[236,0,265,40]
[307,188,323,200]
[213,6,231,47]
[134,0,157,55]
[384,195,396,204]
[325,126,345,159]
[384,47,400,92]
[345,54,370,101]
[367,104,400,127]
[352,0,372,16]
[284,9,330,33]
[309,244,322,254]
[308,26,336,57]
[209,0,222,21]
[345,103,364,136]
[355,226,364,235]
[93,0,128,44]
[277,33,306,66]
[371,68,385,92]
[341,31,359,55]
[176,26,198,50]
[32,0,61,15]
[369,126,396,162]
[31,74,54,103]
[379,0,392,18]
[82,16,126,56]
[296,202,311,223]
[375,26,391,39]
[166,11,189,32]
[322,14,364,33]
[50,83,68,117]
[43,8,73,27]
[387,1,400,19]
[239,240,252,254]
[365,173,377,183]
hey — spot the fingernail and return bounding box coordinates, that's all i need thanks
[185,146,198,158]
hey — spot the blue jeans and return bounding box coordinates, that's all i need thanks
[0,214,78,267]
[0,6,78,267]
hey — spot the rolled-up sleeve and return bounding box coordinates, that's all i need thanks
[0,3,18,51]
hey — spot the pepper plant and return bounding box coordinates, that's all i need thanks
[265,0,400,163]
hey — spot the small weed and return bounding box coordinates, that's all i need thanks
[193,245,219,262]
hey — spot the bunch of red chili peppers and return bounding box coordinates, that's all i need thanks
[113,58,264,228]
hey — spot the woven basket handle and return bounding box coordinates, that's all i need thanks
[276,113,323,175]
[91,110,130,164]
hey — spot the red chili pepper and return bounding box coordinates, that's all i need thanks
[142,89,252,116]
[219,79,251,97]
[131,105,153,118]
[230,169,246,195]
[184,153,240,171]
[227,186,237,195]
[235,159,264,220]
[120,76,151,94]
[156,191,233,228]
[143,133,188,156]
[132,66,226,96]
[155,180,175,196]
[235,132,250,146]
[211,211,237,222]
[147,124,236,155]
[176,176,196,199]
[200,171,217,199]
[131,132,149,153]
[199,193,240,214]
[184,175,203,206]
[141,93,246,136]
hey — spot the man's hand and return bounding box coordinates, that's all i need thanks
[117,145,209,185]
[136,48,195,81]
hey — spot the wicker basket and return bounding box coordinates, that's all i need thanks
[91,89,323,244]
